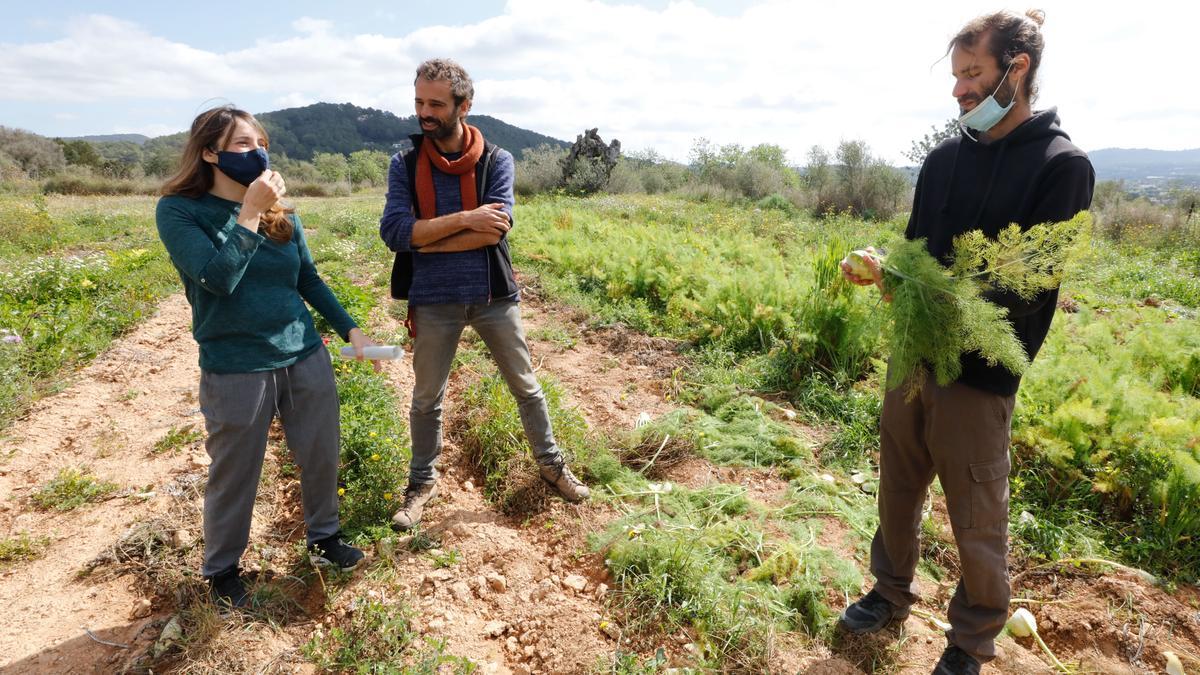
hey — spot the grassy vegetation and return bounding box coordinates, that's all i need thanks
[302,596,478,674]
[31,467,119,511]
[0,194,178,429]
[0,531,51,567]
[3,186,1198,668]
[457,371,638,510]
[503,194,1200,582]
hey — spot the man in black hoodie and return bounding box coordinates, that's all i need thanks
[837,10,1094,675]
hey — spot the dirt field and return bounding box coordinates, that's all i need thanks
[1,290,1197,674]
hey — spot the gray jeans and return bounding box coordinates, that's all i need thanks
[870,377,1016,663]
[198,347,341,577]
[408,300,560,485]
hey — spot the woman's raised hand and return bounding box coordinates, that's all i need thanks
[242,170,286,217]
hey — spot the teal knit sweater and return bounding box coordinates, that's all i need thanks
[156,193,357,373]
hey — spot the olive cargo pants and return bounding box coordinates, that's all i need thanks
[869,378,1016,662]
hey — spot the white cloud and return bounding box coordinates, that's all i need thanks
[1,1,1197,163]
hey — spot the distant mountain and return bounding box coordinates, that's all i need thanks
[1088,147,1200,183]
[254,102,568,161]
[64,133,150,145]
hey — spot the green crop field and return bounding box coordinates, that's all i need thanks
[2,190,1197,672]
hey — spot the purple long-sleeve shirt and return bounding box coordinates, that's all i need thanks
[379,145,516,306]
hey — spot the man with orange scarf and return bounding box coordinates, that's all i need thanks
[380,59,590,530]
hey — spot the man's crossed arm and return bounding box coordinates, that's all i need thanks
[412,203,510,253]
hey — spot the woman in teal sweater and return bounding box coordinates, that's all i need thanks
[157,105,376,608]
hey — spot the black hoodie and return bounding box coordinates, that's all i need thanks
[906,108,1095,396]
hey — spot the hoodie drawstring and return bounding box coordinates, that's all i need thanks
[971,142,1008,230]
[270,365,296,416]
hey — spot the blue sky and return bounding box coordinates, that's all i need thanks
[1,1,1196,164]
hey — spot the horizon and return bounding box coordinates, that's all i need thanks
[50,102,1200,163]
[1,0,1196,165]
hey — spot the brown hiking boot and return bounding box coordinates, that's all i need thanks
[391,482,438,530]
[539,461,590,502]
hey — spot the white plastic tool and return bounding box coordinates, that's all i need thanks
[339,345,404,360]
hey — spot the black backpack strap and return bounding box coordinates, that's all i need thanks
[476,142,499,203]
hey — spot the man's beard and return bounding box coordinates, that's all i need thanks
[960,72,1019,115]
[421,115,460,140]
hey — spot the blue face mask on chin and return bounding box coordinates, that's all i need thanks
[214,147,270,186]
[958,63,1021,135]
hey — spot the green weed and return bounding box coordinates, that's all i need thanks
[0,531,51,566]
[153,423,203,454]
[332,347,411,542]
[31,467,119,511]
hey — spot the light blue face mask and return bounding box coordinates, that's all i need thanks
[958,62,1020,135]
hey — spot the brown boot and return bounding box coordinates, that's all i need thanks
[391,482,438,530]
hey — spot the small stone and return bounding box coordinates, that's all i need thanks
[562,574,588,592]
[170,529,193,549]
[519,630,537,645]
[464,480,475,491]
[523,645,536,658]
[529,581,553,601]
[600,621,621,640]
[683,643,697,653]
[427,618,446,631]
[190,453,211,468]
[484,620,507,638]
[429,568,453,582]
[131,598,152,619]
[594,583,609,600]
[505,636,519,653]
[449,581,472,602]
[151,615,183,658]
[470,575,488,596]
[486,573,507,593]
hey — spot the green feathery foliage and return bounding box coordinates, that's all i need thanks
[882,212,1092,391]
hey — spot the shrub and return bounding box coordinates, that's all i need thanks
[42,166,158,196]
[514,144,567,196]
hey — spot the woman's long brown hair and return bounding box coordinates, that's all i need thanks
[160,105,294,243]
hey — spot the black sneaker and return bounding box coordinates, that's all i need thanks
[308,531,365,570]
[207,566,249,609]
[932,644,981,675]
[838,589,911,633]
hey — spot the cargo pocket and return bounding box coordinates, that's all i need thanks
[968,456,1010,529]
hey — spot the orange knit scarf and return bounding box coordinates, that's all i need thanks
[414,123,485,219]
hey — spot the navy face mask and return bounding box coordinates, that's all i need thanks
[214,147,270,186]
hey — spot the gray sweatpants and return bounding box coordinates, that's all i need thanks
[198,347,341,577]
[408,300,561,486]
[869,377,1015,662]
